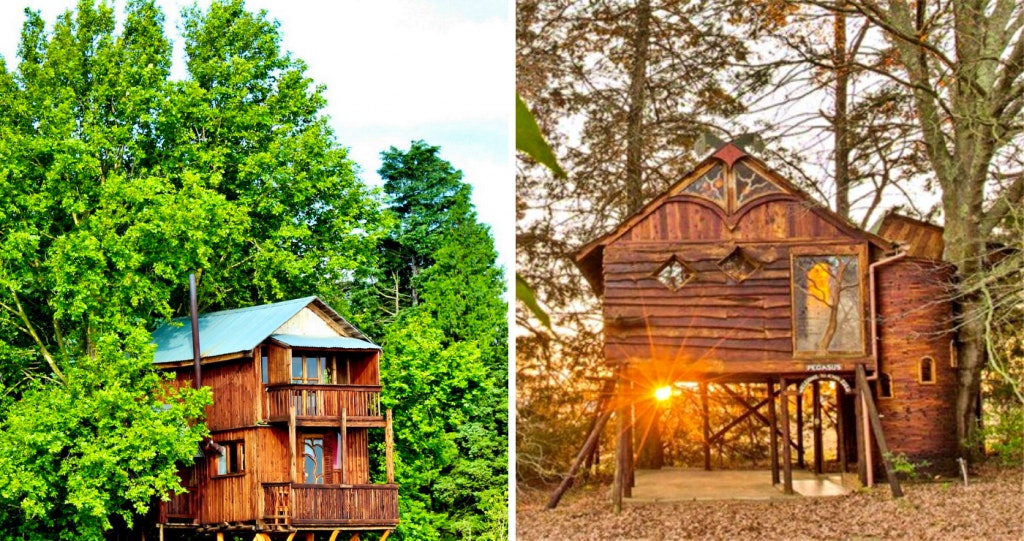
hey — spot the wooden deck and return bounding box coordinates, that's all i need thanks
[263,483,399,528]
[265,384,384,426]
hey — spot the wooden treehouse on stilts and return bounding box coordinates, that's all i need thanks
[557,143,960,507]
[149,295,398,539]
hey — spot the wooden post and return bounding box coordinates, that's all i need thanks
[700,382,711,471]
[340,408,348,485]
[305,533,315,541]
[613,407,624,513]
[159,524,164,541]
[625,400,634,495]
[547,409,613,509]
[836,384,847,472]
[289,402,298,484]
[856,365,904,498]
[780,377,793,495]
[768,381,779,485]
[217,534,225,541]
[328,531,341,541]
[386,409,395,484]
[813,381,823,474]
[796,390,805,468]
[854,376,867,485]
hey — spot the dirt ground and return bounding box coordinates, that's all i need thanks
[515,468,1024,540]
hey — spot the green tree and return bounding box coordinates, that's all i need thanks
[0,0,383,536]
[370,142,507,539]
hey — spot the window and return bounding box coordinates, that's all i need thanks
[303,437,325,484]
[655,257,695,290]
[292,353,328,384]
[213,441,245,476]
[793,254,864,355]
[718,247,761,283]
[878,373,893,399]
[919,357,935,384]
[261,352,269,385]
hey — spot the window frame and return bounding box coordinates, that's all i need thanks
[211,440,246,478]
[919,356,936,384]
[789,244,869,358]
[878,372,894,399]
[301,435,326,484]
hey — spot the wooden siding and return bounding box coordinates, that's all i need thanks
[343,428,370,484]
[350,351,380,385]
[603,209,871,372]
[875,258,958,471]
[202,427,261,524]
[203,359,260,430]
[267,342,291,385]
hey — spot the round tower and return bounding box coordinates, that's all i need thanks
[875,257,959,473]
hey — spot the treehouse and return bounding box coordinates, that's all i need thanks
[573,143,958,500]
[149,296,398,539]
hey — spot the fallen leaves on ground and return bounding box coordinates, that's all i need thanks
[516,468,1024,540]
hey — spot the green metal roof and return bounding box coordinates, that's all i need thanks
[270,334,380,350]
[151,296,373,364]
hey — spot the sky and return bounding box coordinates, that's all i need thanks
[0,0,514,274]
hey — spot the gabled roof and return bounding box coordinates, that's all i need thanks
[151,296,375,364]
[574,142,894,295]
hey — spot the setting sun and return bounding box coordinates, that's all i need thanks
[654,386,673,401]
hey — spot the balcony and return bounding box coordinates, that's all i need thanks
[262,483,399,528]
[265,384,383,427]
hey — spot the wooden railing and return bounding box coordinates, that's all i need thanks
[262,483,399,527]
[265,385,381,420]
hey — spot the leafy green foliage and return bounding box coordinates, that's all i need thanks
[368,142,507,540]
[0,0,384,536]
[0,329,211,540]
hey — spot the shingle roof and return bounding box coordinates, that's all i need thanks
[151,296,373,364]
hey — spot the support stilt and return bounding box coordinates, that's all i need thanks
[613,407,625,513]
[780,377,793,495]
[768,380,779,485]
[856,365,904,498]
[813,381,823,474]
[796,390,805,468]
[700,382,711,471]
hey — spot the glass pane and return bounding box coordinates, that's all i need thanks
[794,255,863,353]
[217,452,227,475]
[261,354,269,384]
[305,455,316,483]
[307,357,318,383]
[291,356,302,383]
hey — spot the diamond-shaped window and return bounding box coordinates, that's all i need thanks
[717,248,761,283]
[655,257,695,291]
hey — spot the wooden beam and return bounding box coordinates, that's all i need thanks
[385,409,395,484]
[340,408,348,485]
[708,394,772,444]
[547,409,613,509]
[613,408,625,513]
[780,377,793,495]
[720,385,799,452]
[289,402,298,484]
[812,381,823,474]
[700,382,711,471]
[768,380,779,486]
[625,400,634,496]
[837,386,848,472]
[854,373,869,486]
[328,531,340,541]
[796,391,805,468]
[856,365,904,498]
[380,531,392,541]
[285,533,296,541]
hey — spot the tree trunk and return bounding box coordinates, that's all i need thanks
[833,0,850,218]
[624,0,652,214]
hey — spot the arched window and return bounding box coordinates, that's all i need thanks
[919,356,936,384]
[879,373,893,399]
